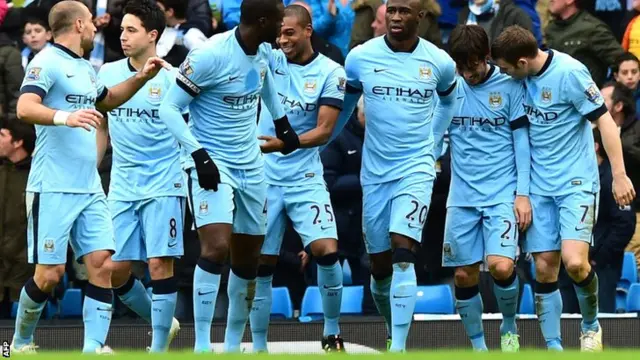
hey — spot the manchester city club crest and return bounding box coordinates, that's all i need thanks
[419,65,432,80]
[541,87,552,103]
[44,239,55,253]
[199,200,209,215]
[488,92,502,108]
[148,85,162,100]
[304,80,317,94]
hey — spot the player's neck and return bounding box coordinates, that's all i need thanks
[385,35,419,53]
[7,148,28,164]
[238,24,261,55]
[289,46,315,65]
[54,35,83,57]
[529,50,549,76]
[129,49,157,71]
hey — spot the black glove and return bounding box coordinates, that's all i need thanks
[191,148,220,191]
[273,116,300,155]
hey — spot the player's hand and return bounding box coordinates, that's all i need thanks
[258,135,285,153]
[273,116,300,155]
[191,148,221,192]
[65,109,104,131]
[139,57,170,81]
[298,251,309,272]
[328,0,337,16]
[514,195,532,232]
[613,174,636,206]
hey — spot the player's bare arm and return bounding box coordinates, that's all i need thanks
[96,114,109,167]
[259,105,340,153]
[96,57,168,112]
[17,93,104,131]
[596,111,636,205]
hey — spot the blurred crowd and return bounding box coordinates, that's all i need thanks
[1,0,640,320]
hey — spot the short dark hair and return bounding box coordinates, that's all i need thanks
[602,81,636,119]
[48,1,88,37]
[156,0,187,19]
[3,119,36,155]
[284,4,312,27]
[449,25,489,70]
[491,25,538,65]
[593,128,605,158]
[613,52,640,74]
[240,0,283,25]
[24,17,50,32]
[124,0,166,42]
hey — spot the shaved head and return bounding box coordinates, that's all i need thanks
[49,0,90,37]
[291,1,312,17]
[284,4,312,27]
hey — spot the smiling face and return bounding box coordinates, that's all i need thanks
[277,14,312,60]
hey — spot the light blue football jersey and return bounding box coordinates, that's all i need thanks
[98,59,184,201]
[175,27,285,170]
[447,64,528,207]
[258,50,346,186]
[344,36,456,185]
[20,44,107,194]
[523,50,603,196]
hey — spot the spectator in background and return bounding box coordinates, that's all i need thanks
[156,0,208,66]
[370,2,385,37]
[0,15,22,123]
[306,0,355,57]
[545,0,624,87]
[220,0,241,30]
[512,0,543,45]
[590,128,636,312]
[0,119,35,319]
[187,0,215,36]
[20,16,51,69]
[611,53,640,117]
[321,96,366,286]
[621,0,640,57]
[457,0,534,45]
[88,0,126,68]
[349,0,441,50]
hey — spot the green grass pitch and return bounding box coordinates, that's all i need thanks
[16,350,640,359]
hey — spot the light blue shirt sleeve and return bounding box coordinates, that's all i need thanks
[318,66,346,109]
[326,51,361,147]
[21,58,59,98]
[509,82,530,196]
[563,67,607,121]
[432,54,458,158]
[158,52,215,154]
[260,68,286,120]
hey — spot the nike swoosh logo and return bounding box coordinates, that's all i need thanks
[575,226,588,231]
[500,296,516,301]
[168,243,177,248]
[229,76,239,82]
[392,294,412,299]
[323,284,341,289]
[66,74,75,78]
[457,305,469,310]
[283,130,289,135]
[374,68,386,73]
[151,299,165,302]
[275,70,286,75]
[204,160,210,164]
[500,243,514,248]
[347,150,357,155]
[320,225,332,230]
[198,290,216,296]
[456,96,464,99]
[408,223,422,229]
[97,307,112,312]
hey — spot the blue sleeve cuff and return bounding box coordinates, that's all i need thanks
[21,85,46,99]
[96,87,109,103]
[346,84,362,94]
[437,81,456,97]
[585,104,607,122]
[510,115,529,130]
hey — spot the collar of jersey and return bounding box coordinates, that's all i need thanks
[383,35,419,53]
[533,49,554,77]
[127,59,138,72]
[476,63,495,86]
[53,43,81,59]
[287,51,319,66]
[234,27,257,56]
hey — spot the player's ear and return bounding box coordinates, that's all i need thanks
[149,29,159,43]
[417,10,425,20]
[614,100,624,115]
[305,23,313,37]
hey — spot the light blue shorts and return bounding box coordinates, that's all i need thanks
[362,172,434,254]
[261,183,337,255]
[110,197,185,261]
[27,192,115,265]
[186,165,267,235]
[524,191,599,253]
[442,203,518,267]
